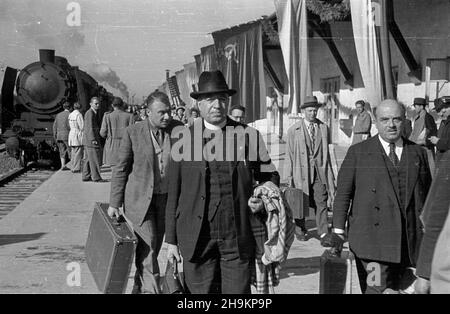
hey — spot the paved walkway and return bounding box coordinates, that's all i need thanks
[0,133,360,294]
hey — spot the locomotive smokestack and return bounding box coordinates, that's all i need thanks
[39,49,55,63]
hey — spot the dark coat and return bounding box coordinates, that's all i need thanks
[82,108,102,148]
[53,110,70,141]
[333,136,432,264]
[109,119,183,227]
[436,117,450,161]
[165,118,280,262]
[100,109,134,166]
[416,150,450,279]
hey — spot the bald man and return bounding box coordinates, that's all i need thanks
[327,99,432,293]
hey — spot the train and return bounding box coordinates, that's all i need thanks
[0,49,114,167]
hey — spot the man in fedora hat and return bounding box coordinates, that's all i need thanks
[285,96,335,246]
[409,97,437,173]
[165,70,279,294]
[429,96,450,162]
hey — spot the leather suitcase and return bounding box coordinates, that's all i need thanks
[85,202,137,294]
[319,249,354,294]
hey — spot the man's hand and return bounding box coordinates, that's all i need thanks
[248,197,264,213]
[429,136,439,145]
[414,277,431,294]
[322,232,345,254]
[167,244,181,263]
[107,206,123,219]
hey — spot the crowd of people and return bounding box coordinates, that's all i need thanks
[52,69,450,294]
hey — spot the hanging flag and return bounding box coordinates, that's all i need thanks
[274,0,312,115]
[350,0,383,108]
[175,69,191,106]
[194,54,202,77]
[183,62,199,107]
[200,45,218,72]
[212,21,266,123]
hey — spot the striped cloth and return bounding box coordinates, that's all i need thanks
[251,181,295,294]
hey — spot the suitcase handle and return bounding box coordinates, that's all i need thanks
[111,215,125,226]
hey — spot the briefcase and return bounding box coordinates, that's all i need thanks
[85,202,137,294]
[282,187,310,220]
[162,260,186,294]
[319,249,354,294]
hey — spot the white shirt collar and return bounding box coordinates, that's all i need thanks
[378,135,403,157]
[204,119,226,130]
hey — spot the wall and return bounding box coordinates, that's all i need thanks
[268,0,449,144]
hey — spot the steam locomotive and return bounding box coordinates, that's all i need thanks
[1,49,113,166]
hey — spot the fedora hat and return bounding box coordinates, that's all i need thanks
[413,97,427,106]
[300,96,320,109]
[433,96,450,112]
[190,71,236,99]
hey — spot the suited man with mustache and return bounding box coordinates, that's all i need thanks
[328,99,432,293]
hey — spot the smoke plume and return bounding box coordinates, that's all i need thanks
[88,63,130,99]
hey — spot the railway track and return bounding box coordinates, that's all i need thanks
[0,168,54,220]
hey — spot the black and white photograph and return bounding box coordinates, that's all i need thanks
[0,0,449,298]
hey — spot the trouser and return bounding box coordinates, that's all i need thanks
[296,174,329,237]
[70,146,83,172]
[183,238,251,294]
[354,255,415,294]
[82,146,102,181]
[132,194,167,294]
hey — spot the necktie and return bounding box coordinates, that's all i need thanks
[155,130,164,146]
[308,123,315,149]
[389,143,399,167]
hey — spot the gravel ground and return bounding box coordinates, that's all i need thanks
[0,153,22,176]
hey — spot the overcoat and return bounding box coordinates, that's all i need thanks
[165,118,280,262]
[100,110,134,165]
[333,136,432,264]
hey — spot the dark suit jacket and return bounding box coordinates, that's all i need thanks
[53,110,70,141]
[109,119,183,227]
[82,108,102,148]
[416,150,450,279]
[165,118,280,262]
[437,117,450,160]
[333,136,432,264]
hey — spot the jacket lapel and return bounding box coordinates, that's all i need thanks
[143,120,155,169]
[300,120,313,152]
[373,138,401,209]
[313,122,323,156]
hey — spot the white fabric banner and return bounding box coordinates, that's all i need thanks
[274,0,312,116]
[350,0,383,108]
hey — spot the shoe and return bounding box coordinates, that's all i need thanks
[320,237,333,247]
[61,167,70,171]
[72,170,81,173]
[93,179,108,183]
[295,227,308,241]
[82,178,92,182]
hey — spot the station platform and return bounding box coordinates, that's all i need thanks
[0,135,360,294]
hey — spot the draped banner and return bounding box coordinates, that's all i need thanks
[212,22,266,123]
[194,54,202,77]
[175,70,191,106]
[200,45,218,72]
[350,0,383,108]
[183,62,199,107]
[274,0,312,115]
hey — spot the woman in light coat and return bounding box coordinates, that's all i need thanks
[68,102,84,172]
